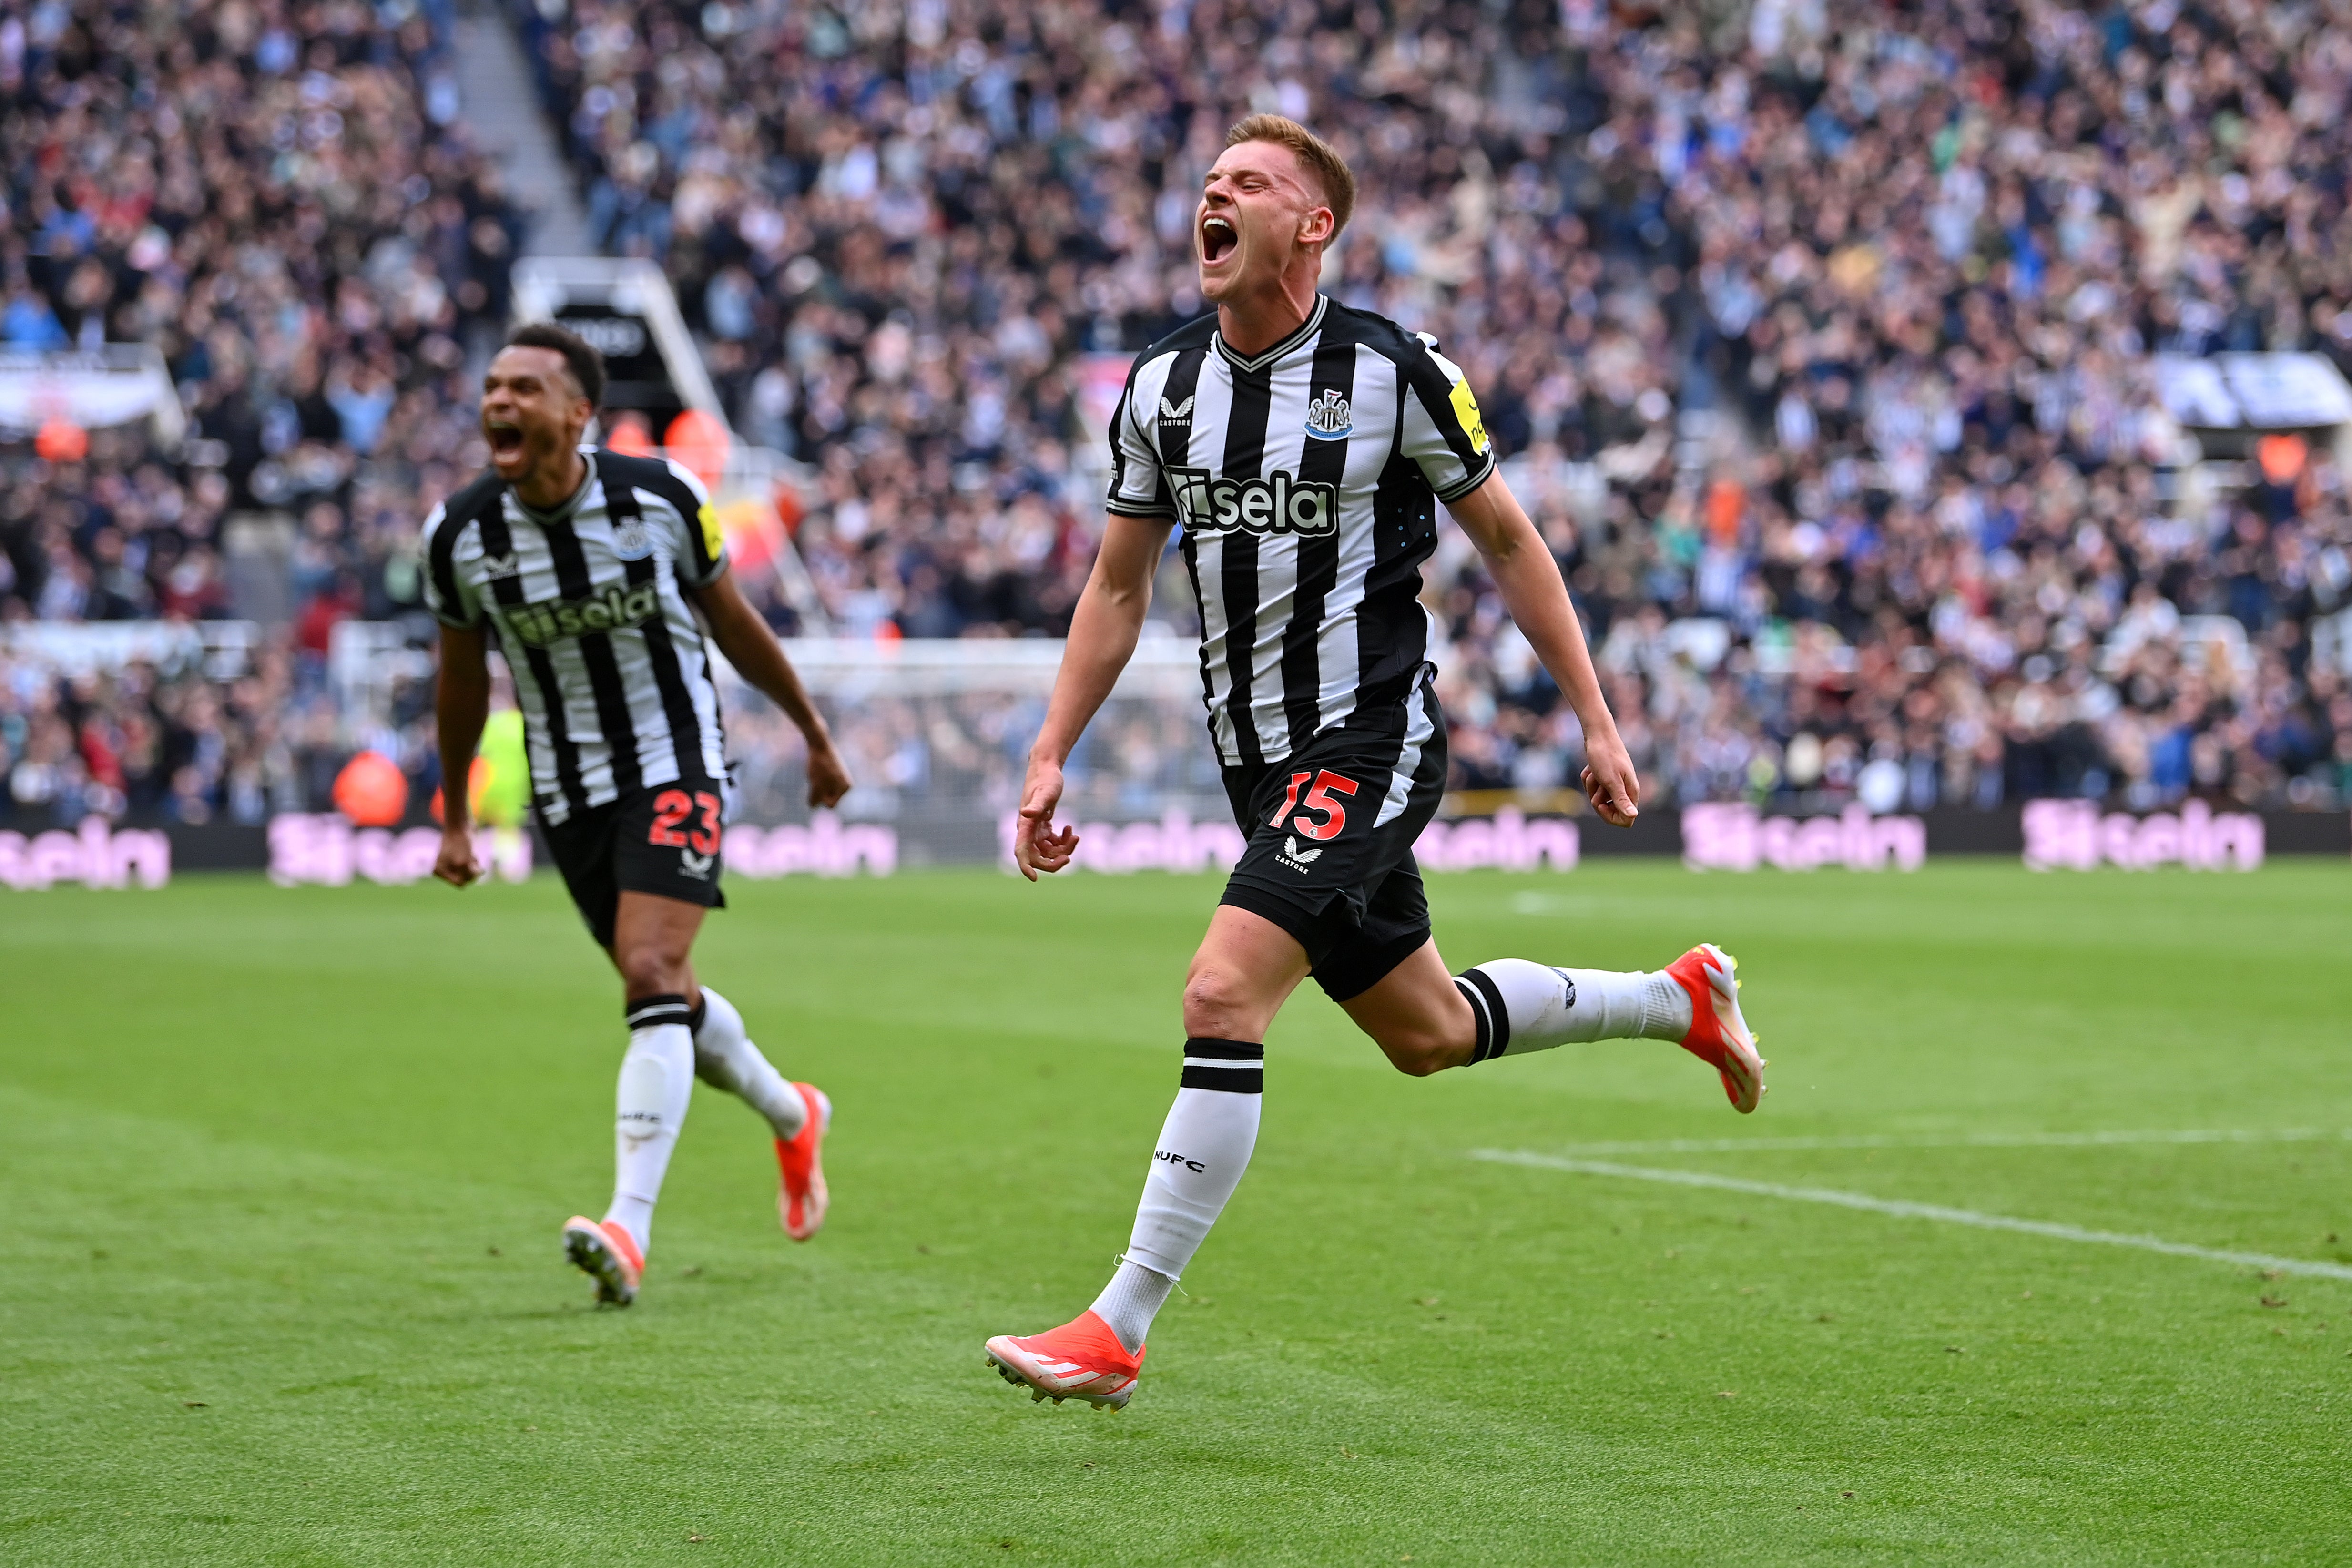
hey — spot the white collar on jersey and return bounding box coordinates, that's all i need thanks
[1214,293,1328,374]
[511,451,596,526]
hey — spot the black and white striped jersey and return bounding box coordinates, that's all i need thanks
[1105,294,1496,768]
[420,448,730,826]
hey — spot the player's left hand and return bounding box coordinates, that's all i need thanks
[1580,731,1641,828]
[805,740,852,809]
[1014,758,1079,880]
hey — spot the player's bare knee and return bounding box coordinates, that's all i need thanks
[1181,967,1260,1039]
[1379,1031,1455,1077]
[615,942,687,1000]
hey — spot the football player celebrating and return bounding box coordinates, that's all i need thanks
[984,118,1766,1408]
[424,324,851,1305]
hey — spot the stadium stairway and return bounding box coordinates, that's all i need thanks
[453,4,590,259]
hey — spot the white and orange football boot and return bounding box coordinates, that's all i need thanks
[561,1215,644,1306]
[775,1083,831,1241]
[1663,943,1767,1114]
[984,1310,1143,1410]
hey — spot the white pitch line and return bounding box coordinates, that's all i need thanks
[1470,1150,2352,1283]
[1542,1128,2352,1158]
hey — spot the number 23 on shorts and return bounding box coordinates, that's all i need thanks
[1270,769,1358,842]
[649,789,723,855]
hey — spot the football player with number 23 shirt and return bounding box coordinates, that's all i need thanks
[424,324,851,1308]
[984,117,1770,1411]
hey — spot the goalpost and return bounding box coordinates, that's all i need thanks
[713,635,1223,869]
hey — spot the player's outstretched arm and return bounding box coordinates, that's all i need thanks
[1016,513,1173,879]
[1445,473,1641,826]
[432,623,491,886]
[688,569,851,809]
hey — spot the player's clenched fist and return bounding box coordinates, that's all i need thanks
[433,825,483,887]
[1013,758,1079,880]
[805,739,853,809]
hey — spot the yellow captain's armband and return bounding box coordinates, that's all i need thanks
[1449,376,1490,456]
[698,501,724,562]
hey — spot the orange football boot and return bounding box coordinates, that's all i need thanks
[1663,943,1768,1114]
[984,1310,1143,1410]
[561,1215,644,1306]
[775,1083,832,1241]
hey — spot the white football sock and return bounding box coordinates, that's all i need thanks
[604,995,696,1254]
[689,986,808,1140]
[1455,958,1691,1061]
[1116,1039,1263,1329]
[1090,1258,1177,1355]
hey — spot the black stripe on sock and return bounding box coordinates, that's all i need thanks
[1180,1063,1264,1093]
[1454,977,1493,1062]
[687,996,707,1034]
[1181,1037,1265,1061]
[1462,968,1512,1060]
[626,992,692,1029]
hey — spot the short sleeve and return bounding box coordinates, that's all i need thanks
[1105,368,1174,518]
[653,457,726,587]
[420,502,480,629]
[1398,333,1497,504]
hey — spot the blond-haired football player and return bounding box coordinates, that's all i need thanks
[984,118,1766,1409]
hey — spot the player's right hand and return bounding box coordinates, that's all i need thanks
[433,825,483,887]
[1580,730,1642,828]
[1013,759,1079,881]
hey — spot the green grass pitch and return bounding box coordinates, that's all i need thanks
[3,862,2349,1564]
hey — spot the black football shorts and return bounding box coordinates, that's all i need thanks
[540,776,729,950]
[1217,681,1448,1002]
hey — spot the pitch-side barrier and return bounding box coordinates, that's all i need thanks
[4,802,2342,890]
[5,634,2345,888]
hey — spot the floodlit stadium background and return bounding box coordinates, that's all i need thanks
[4,0,2351,880]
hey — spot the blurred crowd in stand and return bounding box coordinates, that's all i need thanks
[9,0,2352,832]
[0,0,514,825]
[519,0,2351,816]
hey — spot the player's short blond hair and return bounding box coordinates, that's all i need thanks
[1226,114,1356,240]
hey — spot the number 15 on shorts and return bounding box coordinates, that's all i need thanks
[1271,769,1358,841]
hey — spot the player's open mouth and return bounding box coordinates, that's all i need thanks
[486,419,524,458]
[1202,215,1236,264]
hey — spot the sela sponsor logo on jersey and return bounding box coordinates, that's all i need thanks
[1154,1148,1206,1173]
[497,582,663,648]
[1303,388,1353,439]
[611,519,653,561]
[1168,465,1338,538]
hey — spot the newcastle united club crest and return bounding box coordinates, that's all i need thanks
[1303,388,1353,440]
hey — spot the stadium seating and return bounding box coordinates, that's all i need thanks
[3,0,2350,836]
[509,0,2352,817]
[0,0,514,825]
